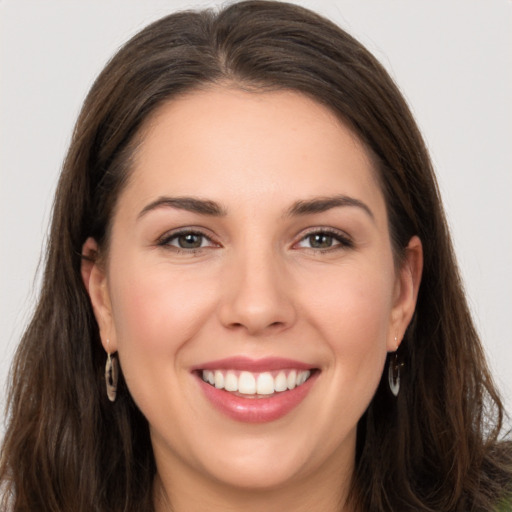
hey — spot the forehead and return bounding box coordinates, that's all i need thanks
[120,87,386,223]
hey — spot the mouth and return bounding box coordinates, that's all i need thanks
[199,368,313,398]
[192,357,320,423]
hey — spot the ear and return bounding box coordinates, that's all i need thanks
[81,237,117,353]
[388,236,423,351]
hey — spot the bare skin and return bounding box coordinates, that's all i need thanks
[82,87,422,512]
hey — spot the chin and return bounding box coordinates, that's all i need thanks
[202,457,307,492]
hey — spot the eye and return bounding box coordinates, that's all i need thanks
[158,230,217,251]
[295,229,352,251]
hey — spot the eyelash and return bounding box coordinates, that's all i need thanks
[294,227,353,252]
[157,229,218,254]
[156,227,353,254]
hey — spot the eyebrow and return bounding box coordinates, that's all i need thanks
[137,194,374,221]
[138,196,227,219]
[286,194,374,221]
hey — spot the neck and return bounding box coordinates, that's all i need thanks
[153,452,356,512]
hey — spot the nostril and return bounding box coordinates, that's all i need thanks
[225,320,287,335]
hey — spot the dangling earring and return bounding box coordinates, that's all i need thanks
[388,352,400,397]
[105,340,118,402]
[388,335,401,397]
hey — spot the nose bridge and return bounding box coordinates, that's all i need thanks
[219,238,295,335]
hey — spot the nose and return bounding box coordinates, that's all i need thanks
[218,247,297,336]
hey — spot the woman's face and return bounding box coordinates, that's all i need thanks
[86,88,421,497]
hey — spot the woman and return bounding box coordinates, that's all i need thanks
[1,1,511,510]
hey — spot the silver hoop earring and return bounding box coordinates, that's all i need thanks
[105,351,119,402]
[388,351,400,397]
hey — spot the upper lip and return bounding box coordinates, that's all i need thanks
[191,356,315,373]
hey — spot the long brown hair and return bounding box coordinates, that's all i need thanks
[1,2,511,511]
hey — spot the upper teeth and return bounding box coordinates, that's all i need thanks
[201,369,311,395]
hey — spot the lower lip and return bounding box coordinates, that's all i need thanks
[196,372,318,423]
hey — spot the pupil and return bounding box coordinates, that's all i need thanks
[310,234,332,248]
[179,234,202,248]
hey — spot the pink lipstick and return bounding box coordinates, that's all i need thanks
[193,357,319,423]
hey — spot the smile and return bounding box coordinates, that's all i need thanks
[201,369,312,397]
[194,357,319,423]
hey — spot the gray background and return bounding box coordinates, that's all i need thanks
[1,0,511,429]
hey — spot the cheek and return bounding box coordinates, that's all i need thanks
[107,260,217,385]
[304,260,395,344]
[301,260,394,398]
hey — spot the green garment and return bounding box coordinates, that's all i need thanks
[496,496,512,511]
